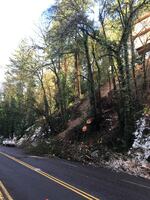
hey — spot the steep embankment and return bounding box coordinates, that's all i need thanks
[57,81,113,139]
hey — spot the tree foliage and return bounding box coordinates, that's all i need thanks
[0,0,149,148]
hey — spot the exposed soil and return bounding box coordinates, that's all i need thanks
[57,81,114,140]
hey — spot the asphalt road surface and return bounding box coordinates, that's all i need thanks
[0,146,150,200]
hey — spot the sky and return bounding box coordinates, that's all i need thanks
[0,0,54,84]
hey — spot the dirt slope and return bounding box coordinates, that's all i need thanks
[58,81,113,139]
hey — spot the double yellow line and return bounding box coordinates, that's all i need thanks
[0,152,100,200]
[0,181,13,200]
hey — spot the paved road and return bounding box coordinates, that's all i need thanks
[0,146,150,200]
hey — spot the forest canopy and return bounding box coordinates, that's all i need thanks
[0,0,150,149]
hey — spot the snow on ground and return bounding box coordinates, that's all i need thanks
[131,116,150,161]
[17,125,42,147]
[104,116,150,179]
[16,115,150,179]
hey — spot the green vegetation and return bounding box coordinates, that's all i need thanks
[0,0,150,151]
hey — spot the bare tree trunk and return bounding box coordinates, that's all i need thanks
[130,31,138,97]
[83,34,97,117]
[123,41,133,146]
[51,58,66,122]
[107,68,112,92]
[55,70,65,119]
[92,45,102,115]
[109,56,116,91]
[99,15,116,92]
[37,71,54,133]
[143,53,147,89]
[74,50,81,98]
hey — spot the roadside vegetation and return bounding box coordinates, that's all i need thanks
[0,1,150,175]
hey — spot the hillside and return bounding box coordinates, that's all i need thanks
[16,63,150,179]
[0,2,150,181]
[57,81,113,140]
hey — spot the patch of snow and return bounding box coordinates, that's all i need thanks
[131,117,150,161]
[16,126,42,146]
[102,116,150,179]
[17,134,29,146]
[30,127,41,141]
[35,127,41,134]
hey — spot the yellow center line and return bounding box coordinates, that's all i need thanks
[0,181,13,200]
[0,191,4,200]
[0,152,100,200]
